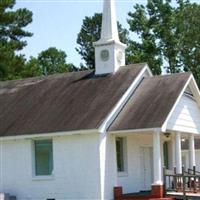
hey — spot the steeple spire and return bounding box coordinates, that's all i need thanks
[100,0,119,42]
[94,0,127,75]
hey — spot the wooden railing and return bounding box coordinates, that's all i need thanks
[163,166,200,196]
[188,166,200,176]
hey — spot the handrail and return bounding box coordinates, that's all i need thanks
[188,166,200,175]
[163,166,200,199]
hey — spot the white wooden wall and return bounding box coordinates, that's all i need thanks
[116,134,159,194]
[0,134,101,200]
[167,94,200,134]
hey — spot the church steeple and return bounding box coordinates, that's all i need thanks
[100,0,119,42]
[93,0,127,75]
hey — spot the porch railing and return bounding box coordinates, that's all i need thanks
[188,166,200,176]
[163,166,200,196]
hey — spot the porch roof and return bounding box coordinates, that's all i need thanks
[109,72,191,131]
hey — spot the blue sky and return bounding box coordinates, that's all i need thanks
[15,0,199,66]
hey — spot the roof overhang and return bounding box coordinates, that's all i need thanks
[108,127,160,135]
[0,129,99,141]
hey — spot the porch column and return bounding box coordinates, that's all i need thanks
[153,129,162,185]
[169,135,176,170]
[189,134,196,169]
[151,130,164,198]
[172,136,176,169]
[175,132,182,174]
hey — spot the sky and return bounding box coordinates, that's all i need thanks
[15,0,200,67]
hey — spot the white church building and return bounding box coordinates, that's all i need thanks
[1,0,200,200]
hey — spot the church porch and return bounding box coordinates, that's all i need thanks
[111,130,198,200]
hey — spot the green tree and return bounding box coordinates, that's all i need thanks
[0,0,33,80]
[76,13,129,69]
[175,2,200,86]
[127,0,200,77]
[20,49,77,79]
[37,47,75,75]
[21,57,42,78]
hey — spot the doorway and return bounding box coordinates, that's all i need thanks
[140,146,153,191]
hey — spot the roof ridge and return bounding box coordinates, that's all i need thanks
[145,71,192,80]
[121,62,147,68]
[0,63,147,85]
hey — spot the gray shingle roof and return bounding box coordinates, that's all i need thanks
[0,64,145,137]
[109,72,191,131]
[0,63,192,137]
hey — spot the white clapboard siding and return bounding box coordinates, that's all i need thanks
[0,134,101,200]
[167,94,200,134]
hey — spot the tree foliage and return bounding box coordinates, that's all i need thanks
[0,1,77,80]
[20,57,42,78]
[0,0,33,80]
[76,13,129,69]
[127,0,200,77]
[175,2,200,86]
[37,47,73,75]
[21,47,76,78]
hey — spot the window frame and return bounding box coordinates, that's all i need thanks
[116,137,128,176]
[32,138,54,179]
